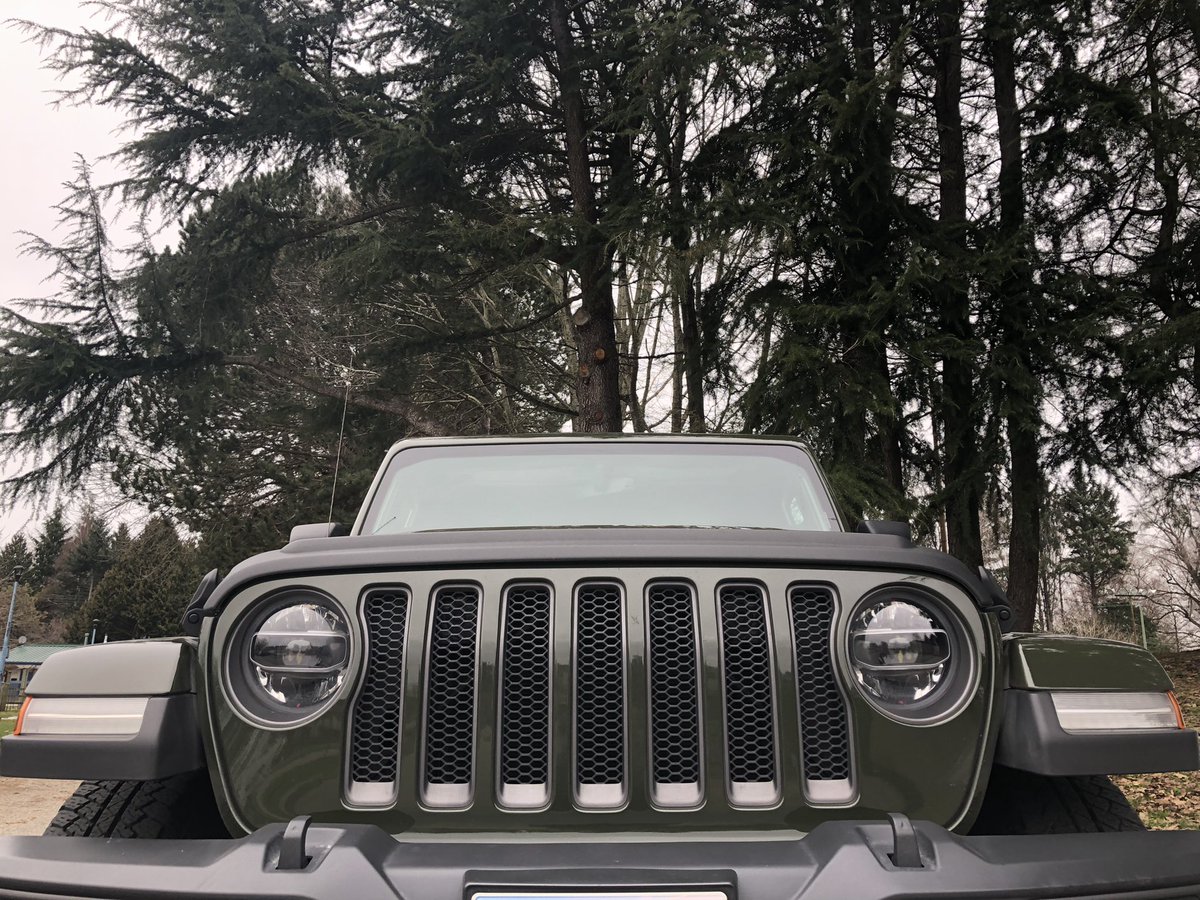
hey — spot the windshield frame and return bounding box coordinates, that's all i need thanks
[353,437,844,535]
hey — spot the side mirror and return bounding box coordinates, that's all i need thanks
[289,522,351,543]
[855,520,912,542]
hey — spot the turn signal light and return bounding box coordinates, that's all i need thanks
[1169,691,1186,729]
[15,697,148,736]
[12,696,31,736]
[1051,691,1182,733]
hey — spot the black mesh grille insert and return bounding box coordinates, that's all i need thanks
[790,586,851,782]
[350,589,409,783]
[647,582,701,786]
[574,582,625,788]
[500,584,552,787]
[423,585,480,788]
[719,584,777,785]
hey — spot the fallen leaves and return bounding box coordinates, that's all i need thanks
[1114,651,1200,830]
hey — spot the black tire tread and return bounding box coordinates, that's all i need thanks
[44,773,227,839]
[971,766,1146,835]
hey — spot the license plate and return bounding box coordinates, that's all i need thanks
[474,893,728,900]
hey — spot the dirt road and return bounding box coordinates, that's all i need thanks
[0,777,78,835]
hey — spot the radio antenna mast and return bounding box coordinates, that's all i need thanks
[327,360,352,525]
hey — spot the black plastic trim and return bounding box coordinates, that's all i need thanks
[4,820,1200,899]
[195,529,998,628]
[855,520,913,542]
[181,569,221,637]
[996,690,1200,776]
[0,695,205,781]
[977,567,1015,633]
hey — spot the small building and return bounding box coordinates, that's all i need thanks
[2,644,83,709]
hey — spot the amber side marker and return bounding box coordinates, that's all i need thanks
[12,696,31,736]
[1169,691,1186,730]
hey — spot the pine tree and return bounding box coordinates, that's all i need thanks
[39,502,113,627]
[0,535,33,584]
[1059,470,1133,607]
[28,506,67,593]
[74,518,200,641]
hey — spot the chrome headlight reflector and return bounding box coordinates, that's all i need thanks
[250,603,349,708]
[848,590,970,722]
[229,591,351,725]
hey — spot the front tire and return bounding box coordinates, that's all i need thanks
[45,773,228,839]
[971,766,1145,835]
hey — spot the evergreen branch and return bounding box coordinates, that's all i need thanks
[221,355,449,436]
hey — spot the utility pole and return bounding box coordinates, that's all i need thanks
[0,566,23,706]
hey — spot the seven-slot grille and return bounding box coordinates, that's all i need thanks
[348,579,852,811]
[498,584,552,808]
[421,585,481,807]
[348,588,409,805]
[647,582,702,807]
[573,582,627,807]
[789,586,854,803]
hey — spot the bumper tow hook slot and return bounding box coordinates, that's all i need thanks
[277,815,313,871]
[886,813,923,869]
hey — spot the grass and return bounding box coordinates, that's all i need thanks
[1114,651,1200,830]
[0,714,16,739]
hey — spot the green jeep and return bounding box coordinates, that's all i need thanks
[3,435,1200,899]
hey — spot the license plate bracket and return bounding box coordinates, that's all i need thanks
[473,893,729,900]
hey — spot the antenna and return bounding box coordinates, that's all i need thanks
[327,364,352,525]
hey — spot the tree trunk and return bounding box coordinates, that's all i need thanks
[665,92,706,433]
[988,0,1041,631]
[837,0,907,520]
[548,0,622,432]
[934,0,984,570]
[1142,35,1197,393]
[876,345,905,506]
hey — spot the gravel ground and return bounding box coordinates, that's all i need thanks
[0,777,79,836]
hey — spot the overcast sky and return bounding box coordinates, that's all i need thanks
[1,3,130,541]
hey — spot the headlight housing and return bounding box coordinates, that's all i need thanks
[848,590,971,722]
[228,591,351,725]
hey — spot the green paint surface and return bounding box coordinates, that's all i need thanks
[201,566,1000,836]
[1005,634,1173,692]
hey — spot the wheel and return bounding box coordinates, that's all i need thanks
[970,766,1146,835]
[44,773,229,838]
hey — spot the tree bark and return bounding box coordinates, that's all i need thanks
[1142,36,1198,393]
[988,0,1041,630]
[934,0,984,570]
[548,0,622,432]
[666,95,706,433]
[876,346,905,505]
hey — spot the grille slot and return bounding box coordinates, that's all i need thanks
[498,583,553,809]
[348,588,410,805]
[646,582,702,807]
[574,581,626,807]
[718,583,779,806]
[422,585,481,807]
[789,585,853,802]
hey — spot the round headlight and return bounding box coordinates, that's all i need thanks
[250,603,350,709]
[849,598,953,711]
[228,593,352,725]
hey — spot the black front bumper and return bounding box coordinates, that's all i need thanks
[2,820,1200,900]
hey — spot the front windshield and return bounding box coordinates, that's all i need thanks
[360,442,840,534]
